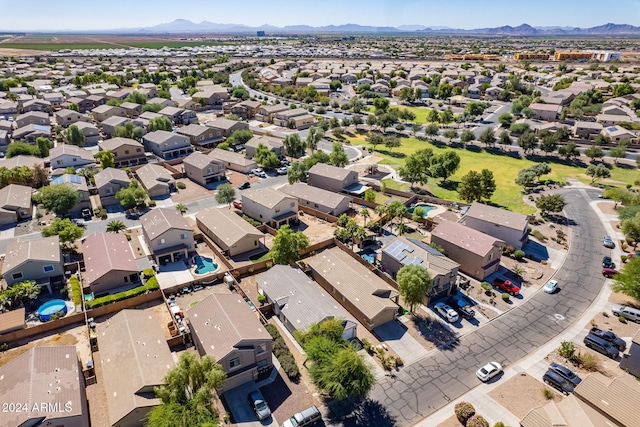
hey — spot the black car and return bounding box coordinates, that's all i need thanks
[446,296,475,320]
[602,256,615,269]
[238,181,251,190]
[548,362,582,386]
[81,208,92,221]
[543,370,574,394]
[589,327,627,351]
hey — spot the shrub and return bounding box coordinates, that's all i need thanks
[621,255,628,263]
[467,414,489,427]
[493,423,507,427]
[454,402,476,425]
[362,338,374,354]
[579,352,600,371]
[242,214,262,227]
[86,277,159,309]
[481,282,492,291]
[69,276,82,307]
[531,230,547,241]
[142,268,155,279]
[265,324,300,380]
[501,293,510,302]
[176,181,186,189]
[148,200,157,207]
[558,341,576,359]
[619,316,627,324]
[0,343,8,352]
[257,294,267,305]
[125,233,132,241]
[602,311,609,317]
[512,250,525,260]
[543,388,554,399]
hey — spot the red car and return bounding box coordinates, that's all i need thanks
[602,268,618,278]
[493,278,520,295]
[232,200,242,209]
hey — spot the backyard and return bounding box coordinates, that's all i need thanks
[349,134,639,213]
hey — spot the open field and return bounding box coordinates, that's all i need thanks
[350,134,639,213]
[123,41,234,49]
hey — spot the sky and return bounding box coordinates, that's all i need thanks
[1,0,640,31]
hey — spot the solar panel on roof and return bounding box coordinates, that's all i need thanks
[396,252,407,262]
[70,175,82,184]
[52,176,64,185]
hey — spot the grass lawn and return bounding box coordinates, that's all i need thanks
[249,251,273,263]
[352,135,638,214]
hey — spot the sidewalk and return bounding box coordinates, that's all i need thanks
[416,191,617,427]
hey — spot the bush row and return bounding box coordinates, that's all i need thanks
[86,276,159,309]
[69,276,82,307]
[265,323,300,381]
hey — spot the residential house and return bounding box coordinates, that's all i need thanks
[430,220,504,280]
[158,106,196,125]
[0,119,12,132]
[241,188,298,228]
[467,85,481,99]
[279,183,352,216]
[257,265,358,340]
[120,101,142,118]
[0,130,7,150]
[0,155,44,170]
[71,121,101,145]
[371,83,390,96]
[461,202,529,250]
[100,115,131,137]
[308,163,359,193]
[0,100,19,118]
[205,117,249,137]
[107,88,132,101]
[208,148,257,173]
[0,184,32,225]
[98,309,174,427]
[0,307,25,335]
[94,167,130,205]
[573,121,604,139]
[602,125,637,143]
[99,137,146,168]
[196,207,264,257]
[380,237,460,300]
[187,294,273,392]
[91,105,125,123]
[272,108,315,130]
[135,163,175,198]
[63,96,94,113]
[2,235,63,291]
[305,247,399,331]
[22,99,52,113]
[82,232,139,295]
[528,103,562,121]
[55,109,89,127]
[41,92,66,107]
[191,86,230,107]
[137,83,158,98]
[484,86,503,100]
[230,99,261,119]
[596,113,635,127]
[86,94,106,108]
[177,123,223,148]
[49,144,95,169]
[620,329,640,378]
[245,135,284,158]
[147,97,176,109]
[182,151,226,186]
[12,123,51,142]
[15,111,49,128]
[0,346,89,427]
[256,104,288,123]
[140,207,194,264]
[142,130,193,160]
[51,174,91,213]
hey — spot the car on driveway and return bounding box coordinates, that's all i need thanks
[548,362,582,386]
[250,168,267,178]
[81,208,92,221]
[543,279,559,294]
[476,361,502,382]
[603,235,615,249]
[232,200,242,209]
[446,296,475,320]
[434,302,459,323]
[237,181,251,190]
[493,278,520,296]
[602,268,618,278]
[589,327,627,351]
[276,166,288,175]
[543,369,575,394]
[247,390,271,421]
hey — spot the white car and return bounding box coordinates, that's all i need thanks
[543,279,558,294]
[434,302,459,323]
[476,361,503,382]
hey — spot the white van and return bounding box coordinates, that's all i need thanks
[282,405,322,427]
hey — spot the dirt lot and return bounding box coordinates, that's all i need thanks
[436,414,465,427]
[589,310,640,340]
[171,177,216,204]
[488,372,562,419]
[291,215,336,245]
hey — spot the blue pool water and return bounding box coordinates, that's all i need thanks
[37,299,68,322]
[359,248,377,264]
[194,256,219,275]
[407,203,436,218]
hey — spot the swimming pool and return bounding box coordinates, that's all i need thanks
[194,256,219,275]
[36,299,68,322]
[359,248,377,264]
[407,203,436,218]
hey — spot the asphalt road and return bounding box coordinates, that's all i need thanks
[368,187,607,426]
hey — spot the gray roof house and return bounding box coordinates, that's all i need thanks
[51,174,91,213]
[245,135,284,159]
[205,117,249,137]
[94,167,131,206]
[98,309,174,427]
[196,207,264,257]
[48,143,96,169]
[82,232,140,295]
[461,202,529,250]
[241,187,298,229]
[15,111,49,128]
[2,235,63,290]
[278,183,352,216]
[307,163,359,193]
[182,151,226,186]
[208,148,257,174]
[99,137,146,168]
[0,184,32,225]
[257,265,358,340]
[142,130,193,160]
[135,163,175,198]
[140,208,194,264]
[176,123,223,148]
[0,346,89,427]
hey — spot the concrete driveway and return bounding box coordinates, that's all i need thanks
[223,382,278,427]
[374,320,427,365]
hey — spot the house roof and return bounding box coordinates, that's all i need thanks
[0,155,44,169]
[13,123,51,139]
[308,163,355,182]
[101,115,129,127]
[382,236,459,276]
[98,309,174,426]
[242,187,295,209]
[305,247,398,320]
[245,136,284,150]
[431,220,504,257]
[0,307,25,334]
[16,111,48,122]
[183,151,223,170]
[257,265,356,333]
[49,143,95,162]
[144,130,187,145]
[140,207,191,241]
[0,184,31,211]
[574,121,604,130]
[158,106,183,116]
[92,104,121,114]
[279,183,351,209]
[2,235,61,274]
[94,167,130,190]
[208,148,256,167]
[205,117,241,131]
[51,174,89,192]
[187,293,271,362]
[529,103,562,113]
[136,163,174,191]
[520,394,618,427]
[463,202,529,232]
[0,346,85,427]
[99,136,143,151]
[573,373,640,427]
[55,108,81,118]
[177,123,210,137]
[196,207,263,248]
[82,232,138,285]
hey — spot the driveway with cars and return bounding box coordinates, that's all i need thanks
[368,188,609,426]
[224,382,278,427]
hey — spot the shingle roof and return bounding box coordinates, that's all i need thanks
[0,307,25,334]
[94,167,130,190]
[98,136,143,151]
[464,202,529,232]
[82,232,138,285]
[196,207,263,248]
[242,187,294,209]
[136,163,174,191]
[187,294,271,362]
[382,236,459,276]
[205,117,241,131]
[573,373,640,427]
[2,235,61,274]
[183,151,223,170]
[208,148,256,167]
[140,207,191,241]
[245,136,284,150]
[279,183,351,209]
[49,143,95,162]
[0,184,31,211]
[308,162,355,182]
[431,220,503,257]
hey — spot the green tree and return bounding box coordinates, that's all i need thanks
[612,256,640,299]
[584,146,604,163]
[460,129,475,146]
[304,151,330,170]
[609,144,628,165]
[366,132,383,152]
[478,128,496,148]
[147,352,226,427]
[94,150,115,169]
[443,129,458,142]
[535,194,566,216]
[480,169,496,200]
[40,184,79,216]
[6,141,40,158]
[424,123,439,138]
[540,134,558,156]
[231,86,249,100]
[518,131,538,154]
[64,125,85,146]
[427,109,440,123]
[310,345,375,400]
[149,116,173,132]
[457,170,484,203]
[498,131,512,150]
[115,180,148,209]
[382,135,401,152]
[515,168,537,191]
[498,113,514,127]
[271,224,309,265]
[440,108,454,124]
[373,97,390,113]
[612,83,635,97]
[530,162,552,179]
[558,142,579,161]
[106,220,127,233]
[329,142,349,167]
[287,161,307,184]
[42,217,84,245]
[283,133,305,158]
[585,164,611,183]
[364,188,376,203]
[176,203,188,215]
[351,114,363,129]
[124,91,147,105]
[214,183,236,207]
[398,148,433,188]
[429,151,460,182]
[255,143,280,169]
[115,121,144,140]
[366,114,378,129]
[36,137,51,158]
[142,103,163,113]
[397,264,432,312]
[305,126,324,153]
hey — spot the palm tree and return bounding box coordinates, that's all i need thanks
[374,204,389,225]
[175,203,188,215]
[360,208,370,227]
[106,220,127,233]
[352,227,368,248]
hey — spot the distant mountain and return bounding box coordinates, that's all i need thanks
[534,26,576,31]
[417,22,640,35]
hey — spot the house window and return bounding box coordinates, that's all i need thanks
[56,160,62,165]
[256,344,266,354]
[124,150,129,154]
[72,157,77,162]
[290,202,295,208]
[43,265,54,273]
[136,148,141,152]
[180,233,188,239]
[275,208,280,213]
[229,357,241,368]
[12,272,23,280]
[488,252,493,261]
[160,238,166,245]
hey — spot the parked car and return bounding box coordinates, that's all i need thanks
[603,235,615,249]
[237,181,251,190]
[602,268,618,278]
[446,296,475,320]
[543,369,575,394]
[612,305,640,323]
[232,200,242,209]
[476,361,502,382]
[280,159,291,167]
[493,278,520,296]
[583,334,619,359]
[81,208,92,221]
[247,390,271,421]
[250,168,267,178]
[276,166,289,175]
[282,405,322,427]
[602,256,615,269]
[543,279,559,294]
[589,327,627,351]
[434,302,459,323]
[548,362,582,386]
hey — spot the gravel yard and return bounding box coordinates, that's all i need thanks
[488,372,562,419]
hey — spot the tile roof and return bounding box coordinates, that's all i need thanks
[573,373,640,427]
[82,232,138,285]
[0,184,31,211]
[98,136,143,151]
[308,162,355,182]
[94,167,130,189]
[464,202,529,232]
[279,183,352,209]
[2,235,61,274]
[242,187,295,209]
[208,148,256,167]
[140,207,191,241]
[431,220,503,257]
[196,207,263,248]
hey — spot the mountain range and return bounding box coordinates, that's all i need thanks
[117,20,640,35]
